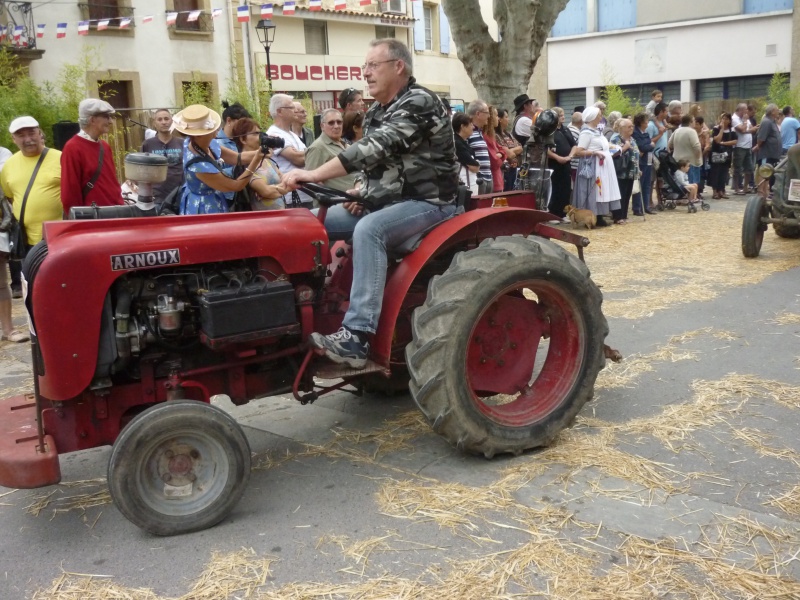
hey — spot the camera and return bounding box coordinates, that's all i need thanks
[259,133,285,151]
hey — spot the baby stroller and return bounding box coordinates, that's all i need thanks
[655,148,710,213]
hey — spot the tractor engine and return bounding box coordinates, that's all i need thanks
[95,261,297,380]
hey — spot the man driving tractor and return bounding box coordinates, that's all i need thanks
[282,38,459,368]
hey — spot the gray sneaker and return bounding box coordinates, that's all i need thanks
[309,327,369,368]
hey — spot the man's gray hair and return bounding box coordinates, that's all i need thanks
[668,100,682,113]
[571,112,583,126]
[593,101,606,110]
[370,38,413,76]
[764,103,779,118]
[269,93,294,117]
[467,100,487,118]
[320,108,342,123]
[736,102,748,113]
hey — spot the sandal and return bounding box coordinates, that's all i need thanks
[3,330,30,343]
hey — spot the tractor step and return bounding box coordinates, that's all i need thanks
[0,394,61,489]
[314,360,389,381]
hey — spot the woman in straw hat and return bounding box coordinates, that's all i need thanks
[172,104,268,214]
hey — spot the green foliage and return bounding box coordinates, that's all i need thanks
[0,46,100,149]
[181,76,214,108]
[767,71,800,112]
[600,63,643,118]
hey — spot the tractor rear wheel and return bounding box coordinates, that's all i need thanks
[742,195,768,258]
[406,235,607,458]
[108,400,251,536]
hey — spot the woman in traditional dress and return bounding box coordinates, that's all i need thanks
[572,106,621,226]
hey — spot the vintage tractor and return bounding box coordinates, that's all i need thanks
[742,146,800,258]
[0,182,608,536]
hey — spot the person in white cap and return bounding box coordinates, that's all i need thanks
[60,98,124,215]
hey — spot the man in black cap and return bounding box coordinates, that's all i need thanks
[512,94,538,146]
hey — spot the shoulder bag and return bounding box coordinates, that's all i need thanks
[9,148,48,261]
[82,142,104,199]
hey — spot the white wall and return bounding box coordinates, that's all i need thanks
[547,13,792,91]
[27,0,234,107]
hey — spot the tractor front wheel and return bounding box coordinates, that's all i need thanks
[108,400,251,536]
[742,195,768,258]
[406,236,608,458]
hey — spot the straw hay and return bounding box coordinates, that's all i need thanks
[767,486,800,517]
[25,478,111,518]
[567,210,800,319]
[768,311,800,325]
[730,428,800,469]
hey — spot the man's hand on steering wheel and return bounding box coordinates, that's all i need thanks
[281,169,311,190]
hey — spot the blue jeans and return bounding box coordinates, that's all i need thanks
[633,163,652,212]
[323,201,457,334]
[688,165,702,185]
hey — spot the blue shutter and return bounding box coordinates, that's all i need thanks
[439,5,450,54]
[744,0,792,13]
[597,0,636,32]
[412,1,425,51]
[551,0,587,37]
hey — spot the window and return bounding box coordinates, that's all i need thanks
[166,0,214,39]
[304,21,328,55]
[375,25,396,39]
[616,81,680,106]
[597,0,636,32]
[551,0,587,37]
[743,0,793,14]
[423,5,433,50]
[696,75,776,101]
[98,80,132,109]
[173,71,219,106]
[380,0,406,14]
[77,0,135,33]
[87,0,120,20]
[182,80,214,105]
[556,89,586,112]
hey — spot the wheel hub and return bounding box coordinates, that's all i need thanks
[157,443,199,487]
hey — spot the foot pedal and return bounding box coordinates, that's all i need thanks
[314,359,388,381]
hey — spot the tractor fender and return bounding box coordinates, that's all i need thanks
[372,208,553,366]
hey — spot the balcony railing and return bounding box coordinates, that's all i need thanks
[77,3,136,29]
[0,1,37,50]
[171,11,213,33]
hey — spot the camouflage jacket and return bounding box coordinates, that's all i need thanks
[338,77,458,209]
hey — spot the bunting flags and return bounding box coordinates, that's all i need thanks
[334,0,347,9]
[119,18,131,28]
[261,3,273,17]
[360,0,371,5]
[212,8,222,18]
[166,12,178,25]
[142,15,154,23]
[309,0,322,10]
[283,1,296,15]
[13,25,22,41]
[187,10,201,21]
[97,20,109,31]
[237,5,250,21]
[77,21,89,35]
[56,23,67,38]
[36,24,45,38]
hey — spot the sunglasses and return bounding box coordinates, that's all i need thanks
[324,120,343,126]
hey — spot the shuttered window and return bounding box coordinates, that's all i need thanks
[304,21,328,55]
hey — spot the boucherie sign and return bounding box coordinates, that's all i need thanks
[258,53,364,91]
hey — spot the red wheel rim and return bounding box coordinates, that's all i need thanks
[465,280,584,427]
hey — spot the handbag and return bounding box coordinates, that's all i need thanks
[9,148,48,261]
[577,156,595,180]
[711,152,728,164]
[632,178,641,195]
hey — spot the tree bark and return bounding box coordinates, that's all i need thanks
[440,0,568,111]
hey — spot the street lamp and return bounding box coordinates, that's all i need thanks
[255,19,277,94]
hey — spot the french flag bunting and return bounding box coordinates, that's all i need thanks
[97,20,109,31]
[309,0,322,10]
[119,17,131,28]
[237,5,250,21]
[261,3,273,17]
[283,1,296,15]
[360,0,371,5]
[334,0,346,9]
[77,21,89,35]
[212,8,223,18]
[142,15,154,23]
[187,10,201,21]
[0,26,6,41]
[56,23,67,38]
[13,25,22,40]
[36,24,45,38]
[166,12,178,25]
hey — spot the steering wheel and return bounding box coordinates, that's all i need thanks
[300,183,372,210]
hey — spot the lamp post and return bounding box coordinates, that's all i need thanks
[255,19,277,95]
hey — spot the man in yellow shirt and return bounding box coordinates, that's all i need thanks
[1,116,62,249]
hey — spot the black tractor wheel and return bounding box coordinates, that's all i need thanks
[108,400,251,536]
[742,196,768,258]
[406,235,608,458]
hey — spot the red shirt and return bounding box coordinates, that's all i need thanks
[483,134,508,192]
[60,134,123,213]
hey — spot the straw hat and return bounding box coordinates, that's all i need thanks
[170,104,222,136]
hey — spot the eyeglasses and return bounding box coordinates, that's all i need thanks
[324,120,343,126]
[478,110,489,114]
[278,105,294,111]
[361,59,398,73]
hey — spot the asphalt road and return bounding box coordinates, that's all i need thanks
[2,197,800,599]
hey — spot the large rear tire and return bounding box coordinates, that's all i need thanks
[108,400,251,536]
[406,236,608,458]
[742,196,768,258]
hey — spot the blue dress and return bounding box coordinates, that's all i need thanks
[179,138,230,215]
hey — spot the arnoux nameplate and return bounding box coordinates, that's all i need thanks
[111,249,181,271]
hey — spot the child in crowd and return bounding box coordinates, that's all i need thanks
[675,159,698,205]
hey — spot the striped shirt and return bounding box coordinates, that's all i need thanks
[468,126,491,182]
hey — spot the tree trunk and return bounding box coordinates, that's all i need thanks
[440,0,568,111]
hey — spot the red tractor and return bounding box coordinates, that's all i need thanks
[0,184,608,535]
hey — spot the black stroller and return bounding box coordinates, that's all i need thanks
[655,148,710,213]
